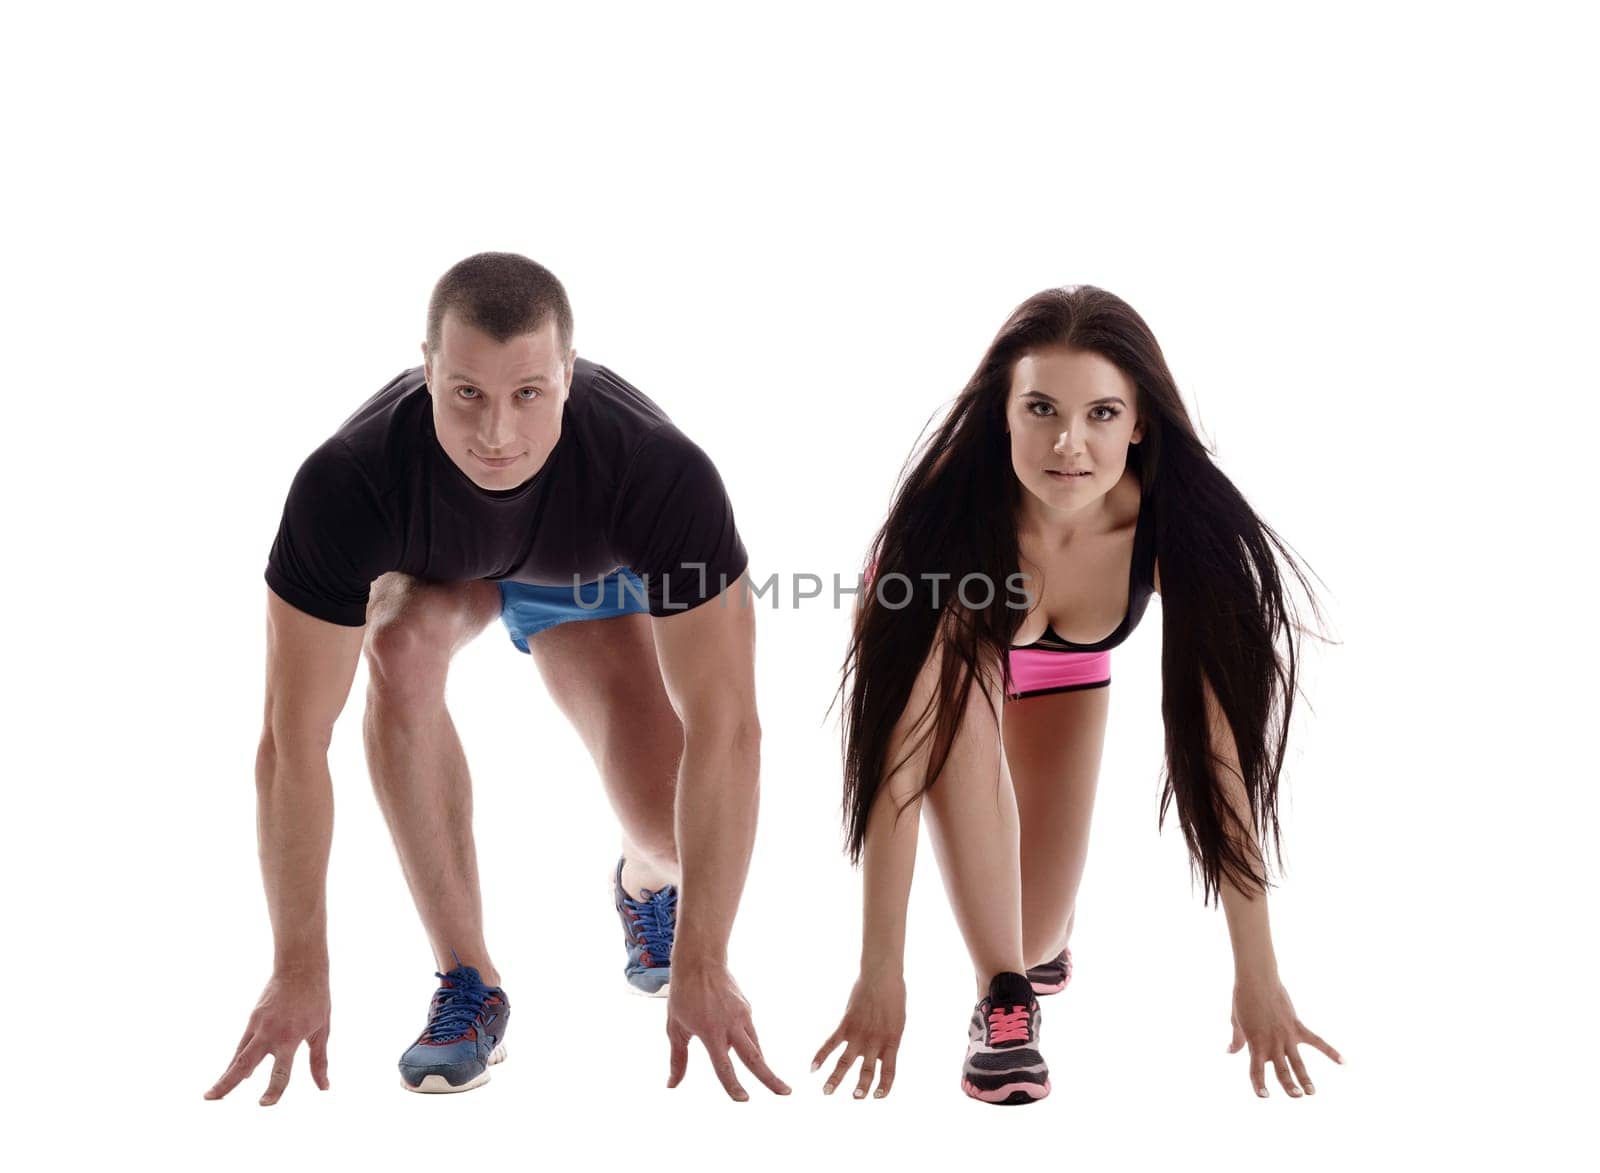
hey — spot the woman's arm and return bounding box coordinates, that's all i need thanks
[809,756,924,1100]
[1157,559,1278,968]
[813,742,926,1099]
[1202,669,1344,1096]
[1203,673,1280,977]
[816,633,998,1099]
[1158,559,1276,969]
[857,760,924,979]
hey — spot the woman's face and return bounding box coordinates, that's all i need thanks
[1006,345,1144,510]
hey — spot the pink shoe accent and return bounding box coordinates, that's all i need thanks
[987,1007,1032,1045]
[962,1077,1052,1103]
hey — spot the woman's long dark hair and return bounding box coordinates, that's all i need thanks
[839,287,1329,905]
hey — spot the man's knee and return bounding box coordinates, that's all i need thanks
[363,577,497,704]
[364,608,456,706]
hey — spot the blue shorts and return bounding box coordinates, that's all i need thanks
[498,567,652,654]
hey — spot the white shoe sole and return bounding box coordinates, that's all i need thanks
[402,1042,508,1094]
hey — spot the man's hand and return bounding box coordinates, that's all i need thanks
[665,958,789,1101]
[204,970,331,1106]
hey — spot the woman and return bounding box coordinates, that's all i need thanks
[811,287,1342,1105]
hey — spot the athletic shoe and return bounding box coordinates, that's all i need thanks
[961,971,1050,1105]
[1027,947,1073,995]
[397,964,510,1093]
[613,856,676,996]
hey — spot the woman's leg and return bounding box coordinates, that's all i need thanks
[1002,685,1112,970]
[912,651,1027,997]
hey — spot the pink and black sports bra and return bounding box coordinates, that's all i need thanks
[1006,491,1158,700]
[1016,492,1158,655]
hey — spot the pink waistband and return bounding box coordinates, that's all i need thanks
[1006,647,1112,698]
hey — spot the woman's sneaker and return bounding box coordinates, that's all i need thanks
[613,857,676,996]
[397,964,510,1093]
[961,971,1049,1105]
[1026,947,1073,995]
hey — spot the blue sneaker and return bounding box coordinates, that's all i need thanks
[398,964,510,1093]
[613,857,676,996]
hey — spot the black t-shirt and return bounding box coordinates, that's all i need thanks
[265,357,748,627]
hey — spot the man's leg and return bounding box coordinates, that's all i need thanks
[523,611,683,899]
[362,573,504,982]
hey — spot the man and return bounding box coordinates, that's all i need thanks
[205,252,787,1104]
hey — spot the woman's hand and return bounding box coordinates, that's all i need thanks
[1228,973,1342,1098]
[811,971,907,1099]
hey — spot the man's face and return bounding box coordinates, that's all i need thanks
[422,313,575,491]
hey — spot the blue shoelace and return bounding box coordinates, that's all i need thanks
[628,886,677,966]
[423,968,495,1042]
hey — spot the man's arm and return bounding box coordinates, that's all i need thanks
[649,571,789,1100]
[257,590,365,971]
[205,589,364,1105]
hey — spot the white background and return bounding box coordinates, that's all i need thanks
[4,2,1595,1169]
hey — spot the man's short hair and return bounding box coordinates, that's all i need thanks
[425,252,574,354]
